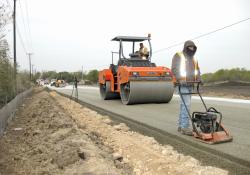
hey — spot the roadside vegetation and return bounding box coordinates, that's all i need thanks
[40,68,250,85]
[202,68,250,83]
[0,54,32,107]
[40,69,98,84]
[0,3,14,107]
[0,3,32,108]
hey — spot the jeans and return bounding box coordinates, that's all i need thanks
[178,86,192,128]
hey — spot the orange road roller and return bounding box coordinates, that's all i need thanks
[98,34,174,105]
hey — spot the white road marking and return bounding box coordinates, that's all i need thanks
[173,95,250,104]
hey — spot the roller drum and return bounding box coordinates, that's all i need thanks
[120,81,174,105]
[100,81,120,100]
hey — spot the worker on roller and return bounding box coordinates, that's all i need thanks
[171,40,201,136]
[139,43,149,59]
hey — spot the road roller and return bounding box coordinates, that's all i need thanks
[98,34,174,105]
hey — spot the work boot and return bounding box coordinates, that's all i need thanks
[179,128,193,136]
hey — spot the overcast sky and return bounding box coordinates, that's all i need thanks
[5,0,250,73]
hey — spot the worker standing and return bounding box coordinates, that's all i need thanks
[139,43,149,59]
[171,40,201,135]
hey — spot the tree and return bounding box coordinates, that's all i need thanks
[202,68,250,83]
[41,71,58,80]
[0,3,14,107]
[0,2,11,40]
[17,70,31,93]
[33,72,41,81]
[86,69,98,83]
[0,53,14,104]
[58,71,73,82]
[72,71,87,81]
[39,69,99,84]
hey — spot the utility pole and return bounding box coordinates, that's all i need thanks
[27,53,33,80]
[32,64,34,80]
[13,0,17,94]
[81,66,84,81]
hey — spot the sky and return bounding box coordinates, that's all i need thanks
[4,0,250,73]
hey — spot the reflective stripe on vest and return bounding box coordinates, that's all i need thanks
[177,52,199,81]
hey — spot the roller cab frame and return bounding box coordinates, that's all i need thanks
[177,81,233,144]
[99,35,174,104]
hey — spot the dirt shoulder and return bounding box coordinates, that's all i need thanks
[0,88,228,175]
[201,85,250,100]
[0,88,129,175]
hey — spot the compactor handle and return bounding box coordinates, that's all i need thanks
[177,80,208,111]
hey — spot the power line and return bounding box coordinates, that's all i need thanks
[5,0,30,55]
[24,0,33,51]
[18,0,32,52]
[27,52,33,80]
[18,0,30,50]
[154,17,250,54]
[16,26,27,53]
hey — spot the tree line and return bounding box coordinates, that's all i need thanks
[0,54,32,106]
[202,68,250,83]
[40,70,99,83]
[0,2,32,107]
[39,68,250,84]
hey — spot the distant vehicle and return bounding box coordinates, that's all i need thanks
[84,80,92,85]
[36,79,44,86]
[55,79,66,87]
[44,79,50,85]
[50,81,56,86]
[50,79,57,86]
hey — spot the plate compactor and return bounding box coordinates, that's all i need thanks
[99,35,174,105]
[178,81,233,144]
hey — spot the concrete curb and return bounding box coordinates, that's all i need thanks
[0,88,33,136]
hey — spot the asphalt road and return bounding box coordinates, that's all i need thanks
[52,85,250,166]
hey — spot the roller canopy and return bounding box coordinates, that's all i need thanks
[112,36,149,42]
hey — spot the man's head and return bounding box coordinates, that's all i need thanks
[183,40,197,57]
[140,43,144,49]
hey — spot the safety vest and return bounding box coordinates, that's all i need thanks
[178,52,199,81]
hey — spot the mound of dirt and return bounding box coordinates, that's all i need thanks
[0,89,130,175]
